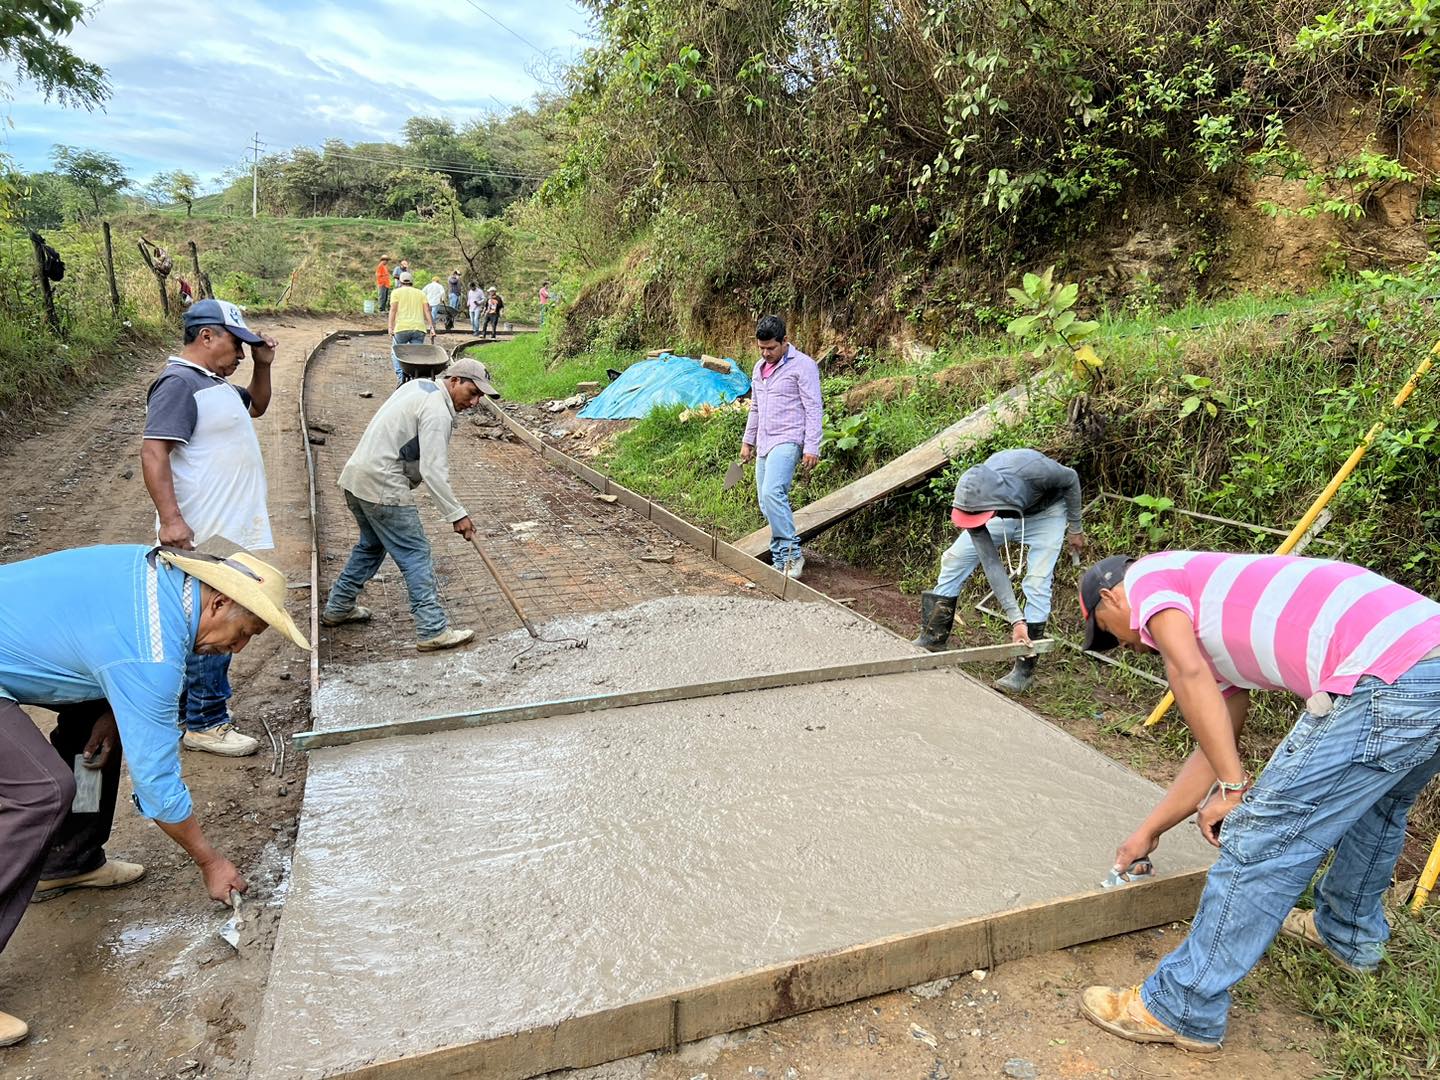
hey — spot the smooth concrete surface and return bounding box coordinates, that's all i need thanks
[253,668,1215,1077]
[312,594,918,732]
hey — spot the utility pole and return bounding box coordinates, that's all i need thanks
[249,132,265,218]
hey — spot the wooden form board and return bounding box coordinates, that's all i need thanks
[293,641,1053,751]
[333,869,1206,1079]
[733,374,1052,559]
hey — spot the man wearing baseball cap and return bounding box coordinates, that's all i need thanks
[321,359,498,652]
[141,299,278,759]
[1076,550,1440,1052]
[911,448,1086,693]
[387,270,435,385]
[0,543,309,1046]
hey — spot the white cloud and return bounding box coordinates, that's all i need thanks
[0,0,592,181]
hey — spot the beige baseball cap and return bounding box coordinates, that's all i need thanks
[444,357,500,398]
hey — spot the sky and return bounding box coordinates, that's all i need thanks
[0,0,594,190]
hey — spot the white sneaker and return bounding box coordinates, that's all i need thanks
[784,555,806,580]
[321,604,372,627]
[182,723,260,757]
[417,627,475,652]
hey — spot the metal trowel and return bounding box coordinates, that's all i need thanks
[723,460,744,491]
[218,891,243,951]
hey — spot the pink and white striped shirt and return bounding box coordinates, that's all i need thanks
[1127,552,1440,697]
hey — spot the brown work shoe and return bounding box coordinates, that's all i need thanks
[1080,985,1221,1053]
[0,1009,28,1047]
[1280,908,1374,974]
[33,859,146,903]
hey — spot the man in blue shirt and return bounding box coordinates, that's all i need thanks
[0,544,308,1047]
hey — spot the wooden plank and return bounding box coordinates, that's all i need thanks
[734,374,1052,559]
[715,540,789,595]
[606,479,651,517]
[647,502,714,553]
[294,643,1054,751]
[332,868,1206,1080]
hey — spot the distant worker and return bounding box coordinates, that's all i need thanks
[467,282,484,335]
[483,286,504,339]
[141,299,279,757]
[178,278,193,306]
[447,269,462,312]
[322,359,500,652]
[1076,551,1440,1053]
[911,448,1084,692]
[423,276,447,331]
[0,543,308,1047]
[375,256,391,314]
[538,280,551,326]
[739,314,822,580]
[387,271,435,385]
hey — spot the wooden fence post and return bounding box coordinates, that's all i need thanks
[137,237,171,316]
[102,222,121,315]
[186,240,213,300]
[28,232,60,335]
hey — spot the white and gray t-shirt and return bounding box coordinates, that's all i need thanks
[144,357,272,551]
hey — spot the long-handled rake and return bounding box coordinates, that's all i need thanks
[467,535,588,666]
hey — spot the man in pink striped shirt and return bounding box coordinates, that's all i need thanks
[1075,551,1440,1052]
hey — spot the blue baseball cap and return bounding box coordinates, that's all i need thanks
[183,299,264,345]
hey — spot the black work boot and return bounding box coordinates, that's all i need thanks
[911,591,958,652]
[995,620,1046,694]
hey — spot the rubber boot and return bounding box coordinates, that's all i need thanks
[995,621,1046,694]
[911,591,958,652]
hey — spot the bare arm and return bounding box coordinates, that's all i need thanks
[1150,608,1247,785]
[156,814,247,901]
[245,337,276,418]
[388,303,398,335]
[141,439,194,549]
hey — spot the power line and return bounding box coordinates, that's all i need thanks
[457,0,550,57]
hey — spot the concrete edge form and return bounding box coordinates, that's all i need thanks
[330,868,1208,1080]
[292,641,1055,751]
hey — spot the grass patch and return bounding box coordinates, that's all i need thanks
[462,330,624,403]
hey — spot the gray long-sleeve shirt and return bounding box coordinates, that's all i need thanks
[338,380,467,522]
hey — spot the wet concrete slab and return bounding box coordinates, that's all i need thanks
[254,659,1214,1077]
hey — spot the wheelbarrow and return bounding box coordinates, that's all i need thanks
[393,343,450,383]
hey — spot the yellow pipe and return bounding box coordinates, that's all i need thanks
[1141,348,1436,728]
[1410,830,1440,915]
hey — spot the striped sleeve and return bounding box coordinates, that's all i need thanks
[1127,564,1195,637]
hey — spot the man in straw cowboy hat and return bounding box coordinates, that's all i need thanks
[0,543,308,1047]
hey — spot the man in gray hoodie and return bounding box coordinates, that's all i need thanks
[913,448,1086,692]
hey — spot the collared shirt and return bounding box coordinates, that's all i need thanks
[144,356,272,551]
[0,545,200,823]
[742,344,823,458]
[1127,552,1440,698]
[467,287,484,313]
[423,281,446,307]
[338,380,468,522]
[376,262,391,287]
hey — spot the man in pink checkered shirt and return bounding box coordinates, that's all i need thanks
[739,315,823,579]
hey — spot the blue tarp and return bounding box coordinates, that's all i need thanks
[578,353,751,420]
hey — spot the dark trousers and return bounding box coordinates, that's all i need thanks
[483,312,500,338]
[0,698,122,954]
[377,284,390,312]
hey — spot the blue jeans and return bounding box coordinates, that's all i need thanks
[392,330,425,384]
[470,309,482,334]
[325,492,449,640]
[756,442,803,565]
[449,291,460,311]
[931,500,1067,624]
[179,652,232,732]
[1143,657,1440,1043]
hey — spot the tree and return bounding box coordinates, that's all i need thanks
[51,146,130,216]
[0,0,109,109]
[162,170,199,216]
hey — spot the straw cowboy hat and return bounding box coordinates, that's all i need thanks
[155,548,311,650]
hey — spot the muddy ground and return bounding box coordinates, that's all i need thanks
[0,321,1324,1080]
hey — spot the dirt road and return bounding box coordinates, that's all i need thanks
[0,316,344,1080]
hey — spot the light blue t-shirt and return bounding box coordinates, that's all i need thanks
[0,545,200,823]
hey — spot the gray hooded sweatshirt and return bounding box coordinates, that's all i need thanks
[952,449,1083,625]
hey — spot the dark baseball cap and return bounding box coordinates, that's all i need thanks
[1078,554,1135,652]
[183,299,264,344]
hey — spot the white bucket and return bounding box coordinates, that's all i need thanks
[363,299,376,315]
